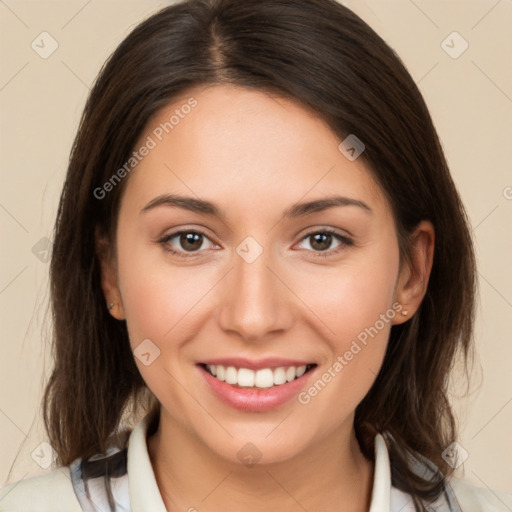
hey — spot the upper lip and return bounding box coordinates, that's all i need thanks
[198,357,316,371]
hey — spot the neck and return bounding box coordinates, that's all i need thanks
[148,409,375,512]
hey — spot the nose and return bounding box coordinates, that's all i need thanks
[214,245,294,343]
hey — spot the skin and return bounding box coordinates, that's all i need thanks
[98,83,434,511]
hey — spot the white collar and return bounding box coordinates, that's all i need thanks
[127,412,407,511]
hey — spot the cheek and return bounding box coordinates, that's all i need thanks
[298,240,399,349]
[302,267,397,333]
[293,237,399,412]
[116,236,209,344]
[115,242,213,412]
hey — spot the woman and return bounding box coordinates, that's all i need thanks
[1,0,510,510]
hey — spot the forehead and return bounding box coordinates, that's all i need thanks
[121,84,387,217]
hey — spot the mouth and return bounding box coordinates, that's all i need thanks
[198,363,317,389]
[196,361,318,412]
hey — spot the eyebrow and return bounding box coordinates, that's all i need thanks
[140,193,372,219]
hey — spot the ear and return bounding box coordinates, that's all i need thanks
[392,220,435,325]
[95,226,125,320]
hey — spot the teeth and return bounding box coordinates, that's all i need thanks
[273,367,287,385]
[204,364,310,388]
[225,366,238,385]
[238,368,255,387]
[255,368,274,388]
[296,365,307,377]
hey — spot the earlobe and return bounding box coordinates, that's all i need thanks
[392,220,435,325]
[95,227,126,321]
[106,299,125,320]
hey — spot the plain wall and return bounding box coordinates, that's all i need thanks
[1,0,511,495]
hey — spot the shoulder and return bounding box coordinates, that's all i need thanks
[0,426,134,512]
[383,432,511,512]
[448,475,512,512]
[0,466,82,512]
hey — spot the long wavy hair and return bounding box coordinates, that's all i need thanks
[43,0,476,509]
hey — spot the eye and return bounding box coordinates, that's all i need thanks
[295,229,353,258]
[158,230,216,258]
[158,228,353,259]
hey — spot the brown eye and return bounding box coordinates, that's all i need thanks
[296,229,353,258]
[178,232,203,251]
[309,232,334,251]
[159,230,215,257]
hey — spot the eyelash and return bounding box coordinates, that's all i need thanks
[158,228,353,259]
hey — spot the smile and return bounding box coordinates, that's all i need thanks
[197,361,318,412]
[202,363,316,389]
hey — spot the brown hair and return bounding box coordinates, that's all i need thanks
[43,0,476,509]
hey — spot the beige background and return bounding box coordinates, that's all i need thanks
[0,0,511,497]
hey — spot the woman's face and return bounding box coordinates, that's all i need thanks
[104,83,411,464]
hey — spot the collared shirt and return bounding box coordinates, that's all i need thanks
[1,410,510,511]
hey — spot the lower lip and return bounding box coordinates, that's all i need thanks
[197,364,316,412]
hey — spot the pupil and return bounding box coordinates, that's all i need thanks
[311,233,331,251]
[181,233,202,251]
